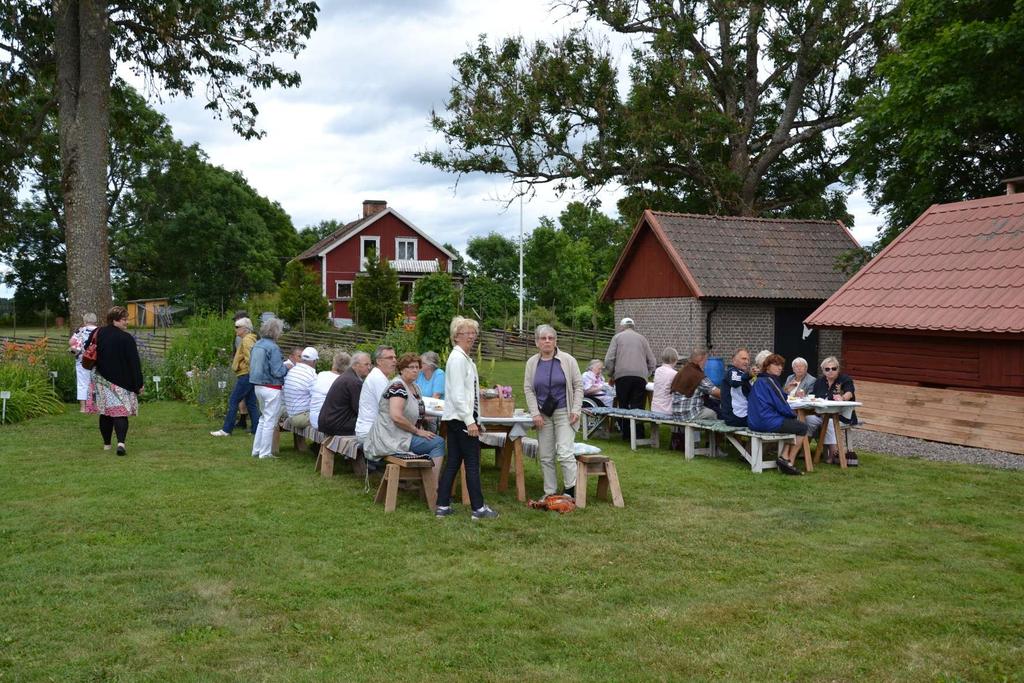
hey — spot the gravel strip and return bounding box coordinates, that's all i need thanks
[851,429,1024,470]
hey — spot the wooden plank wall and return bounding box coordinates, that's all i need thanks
[856,380,1024,455]
[844,331,1024,394]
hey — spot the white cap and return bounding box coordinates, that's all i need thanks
[620,317,634,327]
[235,317,253,330]
[300,347,319,361]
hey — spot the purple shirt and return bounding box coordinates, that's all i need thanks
[534,358,567,410]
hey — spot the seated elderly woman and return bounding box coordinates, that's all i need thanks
[747,353,808,476]
[805,356,859,466]
[783,357,816,397]
[650,347,679,415]
[363,352,446,473]
[581,359,614,408]
[415,351,445,399]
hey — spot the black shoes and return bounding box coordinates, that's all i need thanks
[116,444,126,457]
[775,457,801,475]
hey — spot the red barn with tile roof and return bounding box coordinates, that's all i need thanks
[600,210,860,376]
[294,200,458,324]
[806,185,1024,454]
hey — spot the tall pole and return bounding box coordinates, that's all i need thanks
[518,189,524,335]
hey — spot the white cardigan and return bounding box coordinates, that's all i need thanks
[442,345,481,426]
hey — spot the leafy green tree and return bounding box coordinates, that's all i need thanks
[849,0,1024,255]
[420,1,896,220]
[113,144,298,309]
[523,220,593,318]
[278,260,330,328]
[412,272,458,352]
[0,0,318,324]
[462,233,520,327]
[557,202,631,283]
[442,241,466,275]
[297,219,343,251]
[351,252,403,331]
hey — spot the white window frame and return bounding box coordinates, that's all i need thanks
[335,281,353,301]
[395,237,418,261]
[360,236,380,270]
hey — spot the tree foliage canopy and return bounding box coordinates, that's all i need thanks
[278,260,329,328]
[351,252,403,331]
[412,272,459,353]
[849,0,1024,253]
[420,0,897,219]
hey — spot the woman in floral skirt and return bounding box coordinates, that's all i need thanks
[83,306,144,456]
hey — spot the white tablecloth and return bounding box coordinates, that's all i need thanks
[788,399,861,420]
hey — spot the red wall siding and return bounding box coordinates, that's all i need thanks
[842,330,1024,395]
[608,227,694,299]
[319,213,450,319]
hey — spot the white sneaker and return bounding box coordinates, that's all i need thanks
[210,430,230,437]
[259,454,278,459]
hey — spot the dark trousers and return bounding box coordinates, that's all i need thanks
[436,420,484,510]
[615,375,648,440]
[99,415,129,445]
[777,417,809,436]
[222,373,260,434]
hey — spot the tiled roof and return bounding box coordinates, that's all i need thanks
[649,212,859,299]
[806,192,1024,333]
[294,215,373,261]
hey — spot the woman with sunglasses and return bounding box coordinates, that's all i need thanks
[806,356,859,466]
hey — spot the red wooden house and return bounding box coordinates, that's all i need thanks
[806,180,1024,454]
[294,200,457,324]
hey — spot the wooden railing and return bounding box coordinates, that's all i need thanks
[0,331,172,359]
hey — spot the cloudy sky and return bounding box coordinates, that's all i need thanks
[3,0,882,298]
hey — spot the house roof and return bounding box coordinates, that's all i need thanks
[391,259,441,274]
[293,207,457,262]
[603,211,860,301]
[806,192,1024,334]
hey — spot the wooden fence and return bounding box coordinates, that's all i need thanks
[1,332,172,360]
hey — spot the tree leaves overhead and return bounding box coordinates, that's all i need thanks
[421,1,897,219]
[849,0,1024,252]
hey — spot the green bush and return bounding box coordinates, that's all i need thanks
[45,352,78,403]
[163,314,235,401]
[413,272,458,353]
[0,362,64,424]
[354,322,417,358]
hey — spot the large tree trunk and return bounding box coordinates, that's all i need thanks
[55,0,112,325]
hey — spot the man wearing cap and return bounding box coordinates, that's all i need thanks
[604,317,657,441]
[282,346,319,429]
[211,317,260,436]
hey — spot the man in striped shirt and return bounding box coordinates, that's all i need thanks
[282,347,319,429]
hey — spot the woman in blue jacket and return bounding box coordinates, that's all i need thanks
[747,353,808,476]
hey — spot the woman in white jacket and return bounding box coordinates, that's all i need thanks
[524,324,584,500]
[434,316,498,520]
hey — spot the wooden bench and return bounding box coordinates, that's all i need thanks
[374,456,438,512]
[575,454,624,508]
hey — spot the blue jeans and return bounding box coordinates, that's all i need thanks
[410,433,445,459]
[222,373,260,434]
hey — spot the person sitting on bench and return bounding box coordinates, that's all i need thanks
[747,353,808,476]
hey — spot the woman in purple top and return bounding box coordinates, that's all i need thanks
[523,325,584,499]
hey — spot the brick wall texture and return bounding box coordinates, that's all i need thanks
[614,298,843,368]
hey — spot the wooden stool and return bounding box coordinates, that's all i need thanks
[374,456,438,512]
[575,454,624,508]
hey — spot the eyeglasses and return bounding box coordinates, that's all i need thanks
[823,366,838,372]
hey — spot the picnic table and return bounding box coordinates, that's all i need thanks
[788,398,862,470]
[426,405,535,502]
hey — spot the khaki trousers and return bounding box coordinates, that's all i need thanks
[537,407,577,495]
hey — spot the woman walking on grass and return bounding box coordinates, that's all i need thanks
[83,306,143,456]
[69,312,98,412]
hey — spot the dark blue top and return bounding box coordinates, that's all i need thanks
[534,358,567,410]
[719,364,751,421]
[747,373,796,432]
[811,374,859,424]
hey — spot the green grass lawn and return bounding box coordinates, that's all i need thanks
[2,398,1023,681]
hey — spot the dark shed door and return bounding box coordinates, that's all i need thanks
[774,306,818,377]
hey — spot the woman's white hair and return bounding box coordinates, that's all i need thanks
[449,316,479,344]
[820,356,840,370]
[535,324,557,342]
[259,316,284,340]
[792,357,808,369]
[82,312,97,325]
[587,359,603,372]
